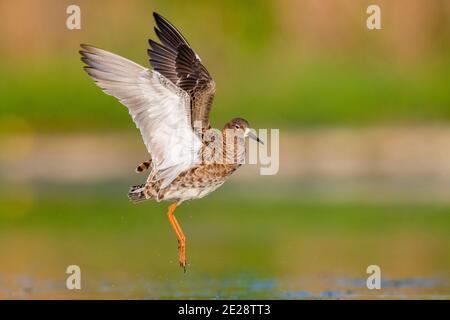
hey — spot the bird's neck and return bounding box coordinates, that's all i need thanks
[199,129,246,168]
[221,131,246,166]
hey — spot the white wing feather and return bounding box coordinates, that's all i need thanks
[81,45,202,188]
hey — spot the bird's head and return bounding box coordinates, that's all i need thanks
[223,117,264,144]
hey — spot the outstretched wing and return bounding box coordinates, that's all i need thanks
[80,44,202,188]
[148,12,216,130]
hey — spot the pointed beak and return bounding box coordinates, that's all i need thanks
[247,130,264,145]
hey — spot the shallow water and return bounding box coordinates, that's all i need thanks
[2,274,449,299]
[0,183,449,299]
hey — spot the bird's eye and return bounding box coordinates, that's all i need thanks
[234,125,240,129]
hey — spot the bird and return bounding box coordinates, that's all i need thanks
[79,12,263,271]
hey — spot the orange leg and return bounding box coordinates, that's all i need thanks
[167,203,186,272]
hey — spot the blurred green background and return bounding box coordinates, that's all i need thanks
[0,0,449,299]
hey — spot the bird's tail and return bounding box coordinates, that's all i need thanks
[135,160,152,173]
[128,184,148,203]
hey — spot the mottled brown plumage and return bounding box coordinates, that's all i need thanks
[128,119,248,204]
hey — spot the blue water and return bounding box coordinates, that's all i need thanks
[2,274,448,299]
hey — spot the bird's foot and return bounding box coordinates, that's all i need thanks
[179,257,186,273]
[178,239,186,273]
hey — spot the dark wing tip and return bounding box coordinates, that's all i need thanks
[80,43,92,51]
[79,49,89,64]
[153,12,162,21]
[152,12,190,47]
[153,12,168,31]
[153,12,167,26]
[80,56,90,65]
[79,45,93,63]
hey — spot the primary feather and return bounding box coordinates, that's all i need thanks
[80,44,202,188]
[148,12,216,129]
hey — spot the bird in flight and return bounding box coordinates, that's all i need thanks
[80,12,263,271]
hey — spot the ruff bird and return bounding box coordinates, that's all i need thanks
[80,12,263,271]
